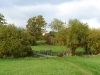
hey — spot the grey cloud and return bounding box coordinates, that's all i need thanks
[0,0,72,7]
[0,0,100,28]
[12,0,72,5]
[58,5,100,21]
[75,7,100,21]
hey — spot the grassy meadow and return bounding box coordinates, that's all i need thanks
[32,45,66,53]
[32,40,67,52]
[0,41,100,75]
[0,56,100,75]
[32,40,85,55]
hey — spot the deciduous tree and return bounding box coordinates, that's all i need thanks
[66,19,89,55]
[49,18,65,32]
[26,15,47,41]
[49,19,67,45]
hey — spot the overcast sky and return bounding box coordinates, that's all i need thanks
[0,0,100,29]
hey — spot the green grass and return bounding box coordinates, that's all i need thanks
[32,45,66,52]
[31,45,85,56]
[1,41,100,75]
[34,40,67,52]
[32,40,85,55]
[0,56,100,75]
[34,40,66,52]
[36,40,46,45]
[75,47,85,55]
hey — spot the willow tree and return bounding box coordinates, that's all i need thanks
[66,19,89,56]
[26,15,47,42]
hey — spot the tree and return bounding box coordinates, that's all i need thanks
[26,15,47,41]
[0,24,33,58]
[43,33,51,44]
[50,29,67,45]
[49,18,65,32]
[86,29,100,54]
[0,13,7,25]
[49,19,67,45]
[66,19,89,55]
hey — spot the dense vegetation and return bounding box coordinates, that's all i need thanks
[45,19,100,55]
[0,12,100,58]
[0,13,33,58]
[0,24,33,58]
[0,12,100,75]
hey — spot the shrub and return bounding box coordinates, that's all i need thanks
[0,24,33,58]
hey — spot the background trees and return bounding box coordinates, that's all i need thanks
[26,15,47,44]
[1,12,100,57]
[49,18,67,45]
[49,18,65,32]
[47,19,92,56]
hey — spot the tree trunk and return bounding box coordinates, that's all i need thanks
[85,46,90,55]
[71,48,75,56]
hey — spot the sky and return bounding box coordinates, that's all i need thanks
[0,0,100,30]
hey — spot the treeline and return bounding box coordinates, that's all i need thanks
[0,13,46,58]
[44,19,100,55]
[1,12,100,58]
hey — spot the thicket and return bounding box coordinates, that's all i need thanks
[0,13,48,58]
[44,19,100,56]
[0,24,33,58]
[1,12,100,57]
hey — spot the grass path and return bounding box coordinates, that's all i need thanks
[66,61,93,75]
[64,56,100,75]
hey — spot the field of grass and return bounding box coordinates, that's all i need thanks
[31,45,86,56]
[0,56,100,75]
[0,41,100,75]
[32,40,66,52]
[32,40,85,55]
[32,45,66,52]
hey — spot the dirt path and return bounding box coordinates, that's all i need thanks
[66,61,93,75]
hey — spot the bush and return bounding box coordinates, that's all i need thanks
[0,24,33,58]
[43,33,53,45]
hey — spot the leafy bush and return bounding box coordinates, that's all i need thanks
[0,24,33,58]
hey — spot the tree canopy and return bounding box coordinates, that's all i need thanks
[66,19,89,55]
[49,18,65,32]
[26,15,47,41]
[0,24,33,58]
[1,12,100,57]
